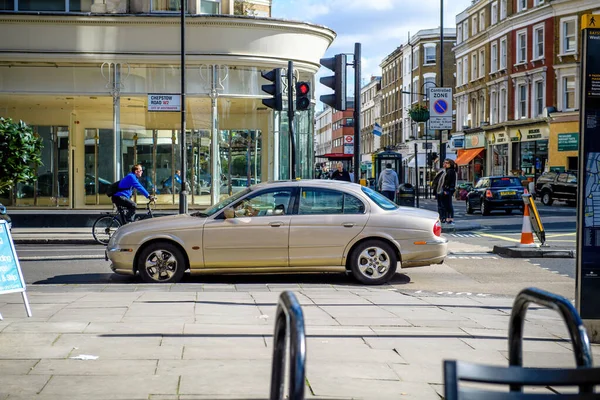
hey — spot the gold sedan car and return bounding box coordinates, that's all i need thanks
[106,180,447,285]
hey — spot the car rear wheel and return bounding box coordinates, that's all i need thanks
[349,240,397,285]
[138,242,186,284]
[481,200,491,216]
[541,192,554,206]
[466,199,474,214]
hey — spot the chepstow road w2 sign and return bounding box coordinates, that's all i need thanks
[428,88,453,130]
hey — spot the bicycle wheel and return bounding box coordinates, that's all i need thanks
[92,215,121,245]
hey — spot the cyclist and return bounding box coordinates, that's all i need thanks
[111,164,156,223]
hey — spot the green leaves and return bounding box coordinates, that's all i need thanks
[0,117,44,195]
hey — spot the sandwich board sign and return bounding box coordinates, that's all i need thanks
[0,220,31,318]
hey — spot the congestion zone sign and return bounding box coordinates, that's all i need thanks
[428,87,453,130]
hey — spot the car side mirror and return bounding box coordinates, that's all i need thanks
[223,208,235,219]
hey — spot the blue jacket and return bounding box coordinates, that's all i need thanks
[114,172,150,199]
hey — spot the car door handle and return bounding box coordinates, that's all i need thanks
[342,222,355,228]
[269,221,283,227]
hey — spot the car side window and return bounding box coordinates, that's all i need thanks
[557,173,568,183]
[231,188,293,217]
[343,194,366,214]
[475,179,485,189]
[567,173,577,183]
[299,188,343,215]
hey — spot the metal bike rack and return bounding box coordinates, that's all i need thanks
[269,291,307,400]
[508,287,593,392]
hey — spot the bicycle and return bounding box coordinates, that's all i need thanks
[92,199,155,245]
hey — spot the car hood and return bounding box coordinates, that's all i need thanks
[109,214,206,245]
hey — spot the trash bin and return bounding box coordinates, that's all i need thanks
[397,183,415,207]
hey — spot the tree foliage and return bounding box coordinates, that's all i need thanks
[0,118,43,194]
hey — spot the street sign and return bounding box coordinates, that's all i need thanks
[148,94,181,112]
[428,88,453,130]
[344,135,354,144]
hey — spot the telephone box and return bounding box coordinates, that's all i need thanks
[374,151,403,187]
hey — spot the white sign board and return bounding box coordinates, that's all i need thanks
[0,221,31,318]
[344,135,354,145]
[428,88,453,130]
[344,144,354,155]
[148,94,181,112]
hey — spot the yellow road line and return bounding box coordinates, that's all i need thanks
[478,232,520,242]
[545,232,577,238]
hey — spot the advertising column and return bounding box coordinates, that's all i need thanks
[577,15,600,342]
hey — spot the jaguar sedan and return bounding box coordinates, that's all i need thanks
[106,180,447,285]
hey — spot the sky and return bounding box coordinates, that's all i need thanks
[272,0,474,109]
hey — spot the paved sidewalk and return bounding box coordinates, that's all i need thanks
[0,285,597,400]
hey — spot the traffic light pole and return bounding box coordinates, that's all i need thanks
[353,43,361,184]
[287,61,296,180]
[179,0,188,214]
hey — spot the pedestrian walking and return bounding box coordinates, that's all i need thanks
[330,162,351,182]
[378,163,399,202]
[431,167,447,222]
[440,159,457,225]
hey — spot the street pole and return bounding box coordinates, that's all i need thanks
[287,61,296,180]
[425,127,428,199]
[179,0,188,213]
[439,0,446,163]
[353,43,361,184]
[414,142,419,208]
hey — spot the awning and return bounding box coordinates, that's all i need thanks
[407,154,427,168]
[455,148,483,166]
[315,153,353,159]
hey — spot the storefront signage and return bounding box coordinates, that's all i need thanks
[557,133,579,151]
[511,129,522,142]
[527,129,542,139]
[0,221,31,318]
[576,18,600,320]
[496,132,508,144]
[464,132,486,149]
[148,94,181,112]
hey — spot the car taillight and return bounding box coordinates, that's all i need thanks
[433,220,442,237]
[485,189,493,198]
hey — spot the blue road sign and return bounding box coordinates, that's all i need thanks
[434,99,448,114]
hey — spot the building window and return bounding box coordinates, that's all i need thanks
[533,24,544,59]
[457,24,463,44]
[424,45,436,64]
[517,0,527,12]
[412,78,419,103]
[472,16,478,36]
[517,83,528,119]
[479,49,485,78]
[423,76,436,98]
[457,60,463,86]
[561,17,577,54]
[490,90,498,124]
[412,49,419,69]
[534,0,545,5]
[463,56,469,84]
[500,0,507,19]
[152,0,181,11]
[200,0,220,14]
[463,21,469,41]
[490,42,498,73]
[499,87,507,122]
[10,0,91,11]
[534,80,544,117]
[479,94,486,124]
[479,10,485,31]
[500,38,507,69]
[517,30,527,64]
[471,53,477,81]
[563,76,576,110]
[491,1,498,25]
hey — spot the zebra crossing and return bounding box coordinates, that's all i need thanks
[447,232,482,238]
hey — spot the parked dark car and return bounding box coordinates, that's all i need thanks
[18,172,110,198]
[534,171,577,206]
[0,203,11,230]
[466,176,525,215]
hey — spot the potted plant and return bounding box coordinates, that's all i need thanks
[409,103,430,122]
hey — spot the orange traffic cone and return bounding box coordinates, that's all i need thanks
[518,202,538,248]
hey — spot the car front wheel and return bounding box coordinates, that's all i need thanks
[349,240,398,285]
[542,192,554,206]
[138,242,186,283]
[466,199,474,214]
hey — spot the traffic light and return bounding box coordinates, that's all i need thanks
[319,54,347,110]
[296,81,311,111]
[427,152,438,167]
[260,68,283,111]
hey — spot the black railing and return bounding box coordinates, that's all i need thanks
[508,287,594,392]
[269,291,306,400]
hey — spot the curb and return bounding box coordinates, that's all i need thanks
[13,238,100,245]
[19,255,106,261]
[492,245,575,258]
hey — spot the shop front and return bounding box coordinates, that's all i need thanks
[0,14,334,209]
[509,124,549,183]
[487,129,510,176]
[455,131,485,184]
[548,112,579,172]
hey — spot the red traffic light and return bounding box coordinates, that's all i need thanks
[297,82,310,95]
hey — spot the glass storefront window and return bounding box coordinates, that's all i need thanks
[0,0,13,10]
[521,140,548,181]
[491,144,508,176]
[19,0,65,11]
[151,0,180,12]
[201,0,220,14]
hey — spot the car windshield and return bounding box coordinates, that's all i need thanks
[491,177,522,187]
[194,188,251,217]
[361,186,398,210]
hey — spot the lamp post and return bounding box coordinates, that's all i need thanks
[179,0,188,213]
[439,0,446,163]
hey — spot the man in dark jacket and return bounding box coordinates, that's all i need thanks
[330,162,351,182]
[112,164,156,223]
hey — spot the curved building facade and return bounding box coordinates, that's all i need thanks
[0,2,335,208]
